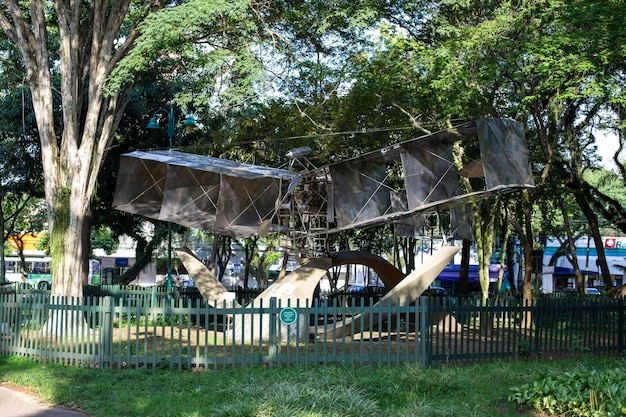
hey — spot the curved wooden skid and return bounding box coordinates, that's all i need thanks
[253,251,405,307]
[230,265,330,341]
[177,248,405,307]
[305,251,406,290]
[230,252,408,342]
[175,247,240,307]
[178,246,459,341]
[317,245,461,338]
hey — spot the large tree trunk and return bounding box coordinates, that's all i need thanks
[1,0,140,298]
[458,238,471,296]
[505,237,516,295]
[494,209,511,295]
[522,192,534,302]
[474,198,498,306]
[474,200,498,337]
[49,201,86,297]
[571,185,614,292]
[558,199,585,294]
[118,226,167,284]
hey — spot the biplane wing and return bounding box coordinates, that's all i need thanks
[113,118,534,249]
[112,150,298,237]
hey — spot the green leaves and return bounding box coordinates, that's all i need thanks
[510,366,626,416]
[107,0,262,109]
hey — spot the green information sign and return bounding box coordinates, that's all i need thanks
[279,307,298,326]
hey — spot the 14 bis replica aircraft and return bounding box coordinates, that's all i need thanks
[112,118,534,340]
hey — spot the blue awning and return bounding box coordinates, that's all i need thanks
[437,264,501,282]
[552,266,597,276]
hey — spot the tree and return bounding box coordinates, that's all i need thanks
[476,0,626,296]
[540,191,588,294]
[364,0,626,301]
[0,0,148,297]
[0,0,281,297]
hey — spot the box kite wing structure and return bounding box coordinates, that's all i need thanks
[329,118,534,228]
[112,150,299,237]
[113,118,534,251]
[291,118,534,253]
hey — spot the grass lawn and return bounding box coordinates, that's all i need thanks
[0,355,620,416]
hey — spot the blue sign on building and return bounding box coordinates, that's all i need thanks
[115,258,129,267]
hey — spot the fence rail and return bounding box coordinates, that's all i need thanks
[1,293,624,369]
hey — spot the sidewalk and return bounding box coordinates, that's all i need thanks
[0,385,90,417]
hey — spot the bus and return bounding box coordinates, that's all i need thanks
[3,256,101,290]
[4,256,52,290]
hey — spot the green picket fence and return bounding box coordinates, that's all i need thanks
[1,293,624,369]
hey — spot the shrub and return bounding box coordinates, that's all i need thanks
[509,364,626,416]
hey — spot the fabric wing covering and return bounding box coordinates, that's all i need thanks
[113,118,534,238]
[325,118,534,231]
[112,150,298,238]
[328,154,393,226]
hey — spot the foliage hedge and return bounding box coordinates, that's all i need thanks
[509,362,626,416]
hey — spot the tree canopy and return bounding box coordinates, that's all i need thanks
[1,0,625,298]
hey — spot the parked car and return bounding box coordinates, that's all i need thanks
[179,279,195,288]
[422,286,448,297]
[586,287,600,295]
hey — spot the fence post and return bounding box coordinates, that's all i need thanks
[418,297,430,367]
[151,286,157,308]
[268,297,278,367]
[0,294,17,351]
[619,297,625,355]
[533,300,541,355]
[99,296,113,367]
